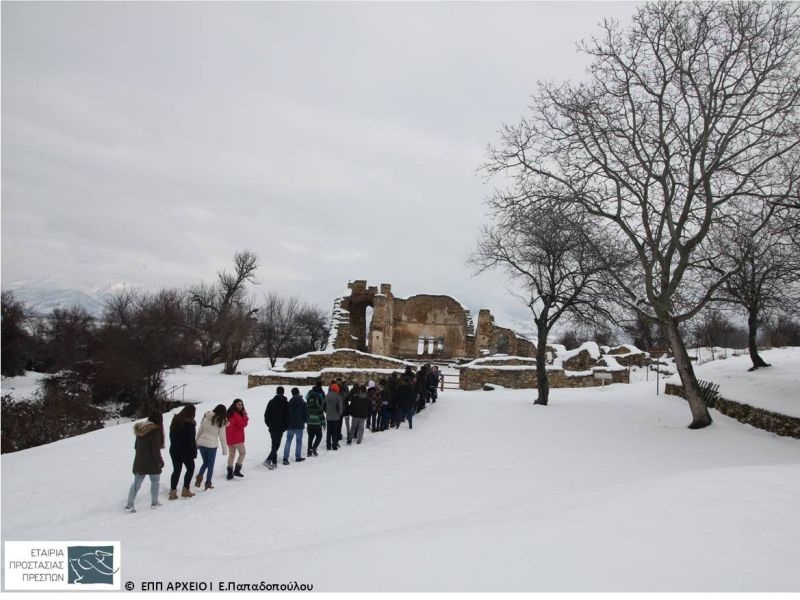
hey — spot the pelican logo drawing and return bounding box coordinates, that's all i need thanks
[67,546,117,584]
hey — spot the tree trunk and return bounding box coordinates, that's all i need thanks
[747,309,770,370]
[533,323,550,406]
[663,317,713,429]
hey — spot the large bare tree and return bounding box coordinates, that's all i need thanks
[471,204,616,405]
[256,293,304,368]
[485,1,800,428]
[712,208,800,369]
[187,250,259,372]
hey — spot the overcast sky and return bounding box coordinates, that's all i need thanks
[2,1,638,327]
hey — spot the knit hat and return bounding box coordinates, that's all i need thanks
[330,383,340,393]
[368,380,375,389]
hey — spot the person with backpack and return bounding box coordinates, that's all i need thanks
[225,399,249,480]
[347,383,370,445]
[168,405,198,500]
[305,381,326,456]
[194,404,228,490]
[264,386,289,470]
[125,410,165,512]
[283,387,308,464]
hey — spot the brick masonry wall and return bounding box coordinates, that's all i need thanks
[665,382,800,439]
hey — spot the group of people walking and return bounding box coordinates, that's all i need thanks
[124,365,443,511]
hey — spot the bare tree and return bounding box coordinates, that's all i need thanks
[256,293,303,368]
[711,208,800,369]
[96,288,192,414]
[484,1,800,428]
[1,291,31,377]
[471,204,615,405]
[187,250,259,371]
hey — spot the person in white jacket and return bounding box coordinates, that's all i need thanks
[194,404,228,490]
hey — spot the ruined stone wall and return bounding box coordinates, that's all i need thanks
[458,354,629,391]
[458,366,629,391]
[249,368,407,389]
[475,309,535,358]
[330,280,533,361]
[390,294,470,359]
[282,349,409,372]
[606,345,650,367]
[665,382,800,439]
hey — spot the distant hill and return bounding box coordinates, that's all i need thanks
[3,281,140,317]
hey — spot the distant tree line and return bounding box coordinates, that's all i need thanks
[1,251,330,445]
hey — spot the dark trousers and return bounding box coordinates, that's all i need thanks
[169,452,195,490]
[380,408,391,430]
[267,429,284,463]
[307,425,323,451]
[367,410,377,430]
[397,406,414,429]
[326,419,340,449]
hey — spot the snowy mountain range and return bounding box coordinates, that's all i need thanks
[3,279,140,317]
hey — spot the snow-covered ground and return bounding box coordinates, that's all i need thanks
[2,352,799,593]
[669,346,800,419]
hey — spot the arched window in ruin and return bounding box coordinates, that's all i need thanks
[427,336,435,354]
[417,335,426,355]
[437,337,445,353]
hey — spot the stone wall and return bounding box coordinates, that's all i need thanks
[665,382,800,439]
[458,359,629,391]
[606,345,649,367]
[282,349,409,372]
[390,294,471,359]
[331,280,535,361]
[248,368,407,389]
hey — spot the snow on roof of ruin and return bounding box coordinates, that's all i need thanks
[552,341,601,368]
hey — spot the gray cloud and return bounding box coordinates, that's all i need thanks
[2,1,638,326]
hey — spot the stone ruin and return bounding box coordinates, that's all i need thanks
[246,280,648,391]
[457,342,648,390]
[327,280,535,360]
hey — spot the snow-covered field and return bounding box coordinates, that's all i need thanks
[2,354,800,593]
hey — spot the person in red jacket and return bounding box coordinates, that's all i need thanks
[225,398,249,480]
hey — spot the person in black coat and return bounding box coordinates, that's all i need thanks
[395,374,416,429]
[264,386,289,469]
[347,383,370,445]
[168,405,197,500]
[282,387,308,464]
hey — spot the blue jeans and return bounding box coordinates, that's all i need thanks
[197,446,218,484]
[283,429,304,460]
[127,473,160,507]
[405,407,415,429]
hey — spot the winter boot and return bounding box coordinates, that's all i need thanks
[194,475,203,488]
[233,463,244,478]
[204,482,214,490]
[296,457,305,462]
[181,487,195,498]
[226,466,234,481]
[282,458,290,466]
[168,489,179,501]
